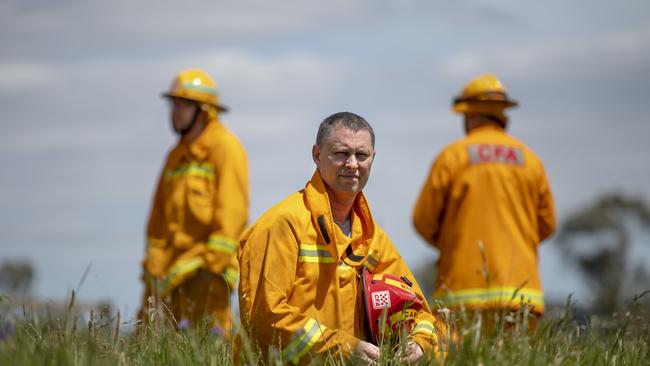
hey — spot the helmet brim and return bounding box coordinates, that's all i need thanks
[452,98,518,114]
[161,93,229,113]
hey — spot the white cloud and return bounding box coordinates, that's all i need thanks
[0,62,62,90]
[0,49,344,156]
[205,51,338,89]
[0,0,377,56]
[439,25,650,85]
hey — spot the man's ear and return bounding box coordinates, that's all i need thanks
[312,144,320,165]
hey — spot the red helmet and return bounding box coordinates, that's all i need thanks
[362,268,423,344]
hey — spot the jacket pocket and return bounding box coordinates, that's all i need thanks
[186,176,214,225]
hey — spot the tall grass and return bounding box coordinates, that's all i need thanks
[1,292,648,365]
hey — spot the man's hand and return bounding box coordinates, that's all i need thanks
[398,341,424,364]
[144,246,171,278]
[354,340,379,364]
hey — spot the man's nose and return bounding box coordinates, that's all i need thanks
[345,154,359,168]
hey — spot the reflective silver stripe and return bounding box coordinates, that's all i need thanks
[221,266,238,288]
[282,318,326,364]
[365,253,379,270]
[298,244,335,263]
[207,235,237,254]
[298,249,332,257]
[438,287,544,309]
[165,257,205,293]
[411,320,435,336]
[182,82,218,95]
[164,162,215,180]
[468,144,480,163]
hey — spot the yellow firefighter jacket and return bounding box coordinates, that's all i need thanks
[413,125,555,314]
[144,119,248,294]
[238,171,446,365]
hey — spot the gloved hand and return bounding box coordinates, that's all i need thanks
[144,246,172,278]
[354,340,379,365]
[397,341,424,364]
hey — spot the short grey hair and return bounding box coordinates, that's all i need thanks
[316,112,375,147]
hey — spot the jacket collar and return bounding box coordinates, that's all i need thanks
[468,124,505,136]
[180,118,223,160]
[304,170,375,262]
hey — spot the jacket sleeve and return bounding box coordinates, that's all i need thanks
[412,151,453,247]
[238,217,361,365]
[536,163,556,242]
[203,136,250,287]
[372,230,449,357]
[143,167,172,278]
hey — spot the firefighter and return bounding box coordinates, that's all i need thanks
[238,112,447,365]
[412,74,556,331]
[138,68,249,336]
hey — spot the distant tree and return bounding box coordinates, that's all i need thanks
[556,194,650,314]
[0,260,34,295]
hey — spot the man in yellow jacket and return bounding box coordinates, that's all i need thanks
[238,112,447,365]
[413,74,556,327]
[139,69,249,335]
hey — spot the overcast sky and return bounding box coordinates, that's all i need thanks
[1,0,649,316]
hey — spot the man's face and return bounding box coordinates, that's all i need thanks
[170,98,198,134]
[312,126,375,198]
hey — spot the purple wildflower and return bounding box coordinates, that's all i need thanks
[0,320,15,340]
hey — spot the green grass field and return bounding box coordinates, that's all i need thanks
[1,294,648,365]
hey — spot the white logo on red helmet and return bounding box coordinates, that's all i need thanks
[371,290,391,310]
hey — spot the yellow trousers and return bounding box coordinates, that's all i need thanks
[139,270,232,337]
[453,308,539,335]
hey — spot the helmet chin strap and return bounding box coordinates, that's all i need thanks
[176,104,203,136]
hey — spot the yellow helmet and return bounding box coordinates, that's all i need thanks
[162,68,228,112]
[452,74,517,116]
